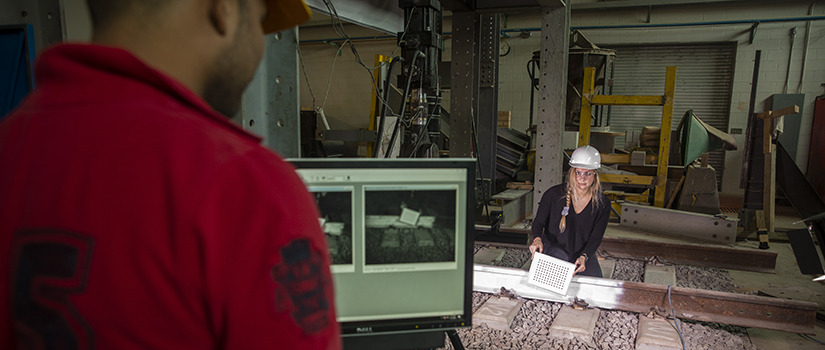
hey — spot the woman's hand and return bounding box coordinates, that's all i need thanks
[528,237,543,257]
[574,255,587,274]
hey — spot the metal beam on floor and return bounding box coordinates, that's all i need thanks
[599,237,777,273]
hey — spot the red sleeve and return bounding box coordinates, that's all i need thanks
[196,149,341,349]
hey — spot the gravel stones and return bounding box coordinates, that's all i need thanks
[680,320,756,350]
[491,248,532,268]
[675,265,737,293]
[593,310,638,350]
[611,259,645,282]
[440,295,756,349]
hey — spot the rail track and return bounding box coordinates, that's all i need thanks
[445,243,821,350]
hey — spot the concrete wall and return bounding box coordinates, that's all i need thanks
[299,2,825,197]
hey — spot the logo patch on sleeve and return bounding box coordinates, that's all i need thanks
[271,239,331,333]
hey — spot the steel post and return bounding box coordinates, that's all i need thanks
[475,13,500,188]
[578,67,594,147]
[533,5,570,215]
[449,12,476,158]
[240,29,301,157]
[653,66,677,207]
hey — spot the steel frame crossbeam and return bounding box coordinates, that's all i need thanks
[474,264,818,334]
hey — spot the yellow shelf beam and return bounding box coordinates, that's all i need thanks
[591,95,664,106]
[579,68,595,147]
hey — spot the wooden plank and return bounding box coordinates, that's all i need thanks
[506,182,533,190]
[599,173,655,186]
[591,94,664,106]
[764,145,776,233]
[600,153,657,165]
[763,117,773,154]
[757,105,799,119]
[666,175,685,208]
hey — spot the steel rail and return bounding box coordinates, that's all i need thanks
[474,225,778,273]
[474,265,818,334]
[598,237,777,273]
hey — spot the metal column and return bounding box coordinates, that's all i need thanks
[475,14,500,192]
[1,0,64,53]
[450,12,499,202]
[449,12,475,159]
[240,29,302,157]
[533,5,570,213]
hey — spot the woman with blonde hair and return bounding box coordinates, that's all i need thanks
[529,145,610,277]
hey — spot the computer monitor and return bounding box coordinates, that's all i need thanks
[289,158,475,348]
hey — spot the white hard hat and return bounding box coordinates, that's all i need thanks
[569,145,601,170]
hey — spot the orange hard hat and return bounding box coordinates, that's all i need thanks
[263,0,312,34]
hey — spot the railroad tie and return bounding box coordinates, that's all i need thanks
[548,306,600,345]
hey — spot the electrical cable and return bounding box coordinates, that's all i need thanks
[319,41,348,110]
[384,51,425,158]
[668,285,686,350]
[372,56,402,158]
[397,51,425,128]
[320,0,395,115]
[468,105,490,219]
[526,59,538,91]
[408,102,440,158]
[387,8,416,61]
[799,333,825,345]
[296,45,316,111]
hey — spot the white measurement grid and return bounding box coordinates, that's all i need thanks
[527,252,576,295]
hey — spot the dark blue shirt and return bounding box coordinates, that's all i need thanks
[531,184,610,264]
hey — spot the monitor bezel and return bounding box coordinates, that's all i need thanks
[288,158,476,337]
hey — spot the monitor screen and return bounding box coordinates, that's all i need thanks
[289,158,475,338]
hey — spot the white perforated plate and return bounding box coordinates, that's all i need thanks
[527,252,576,295]
[398,208,421,226]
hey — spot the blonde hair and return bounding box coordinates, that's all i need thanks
[559,167,603,233]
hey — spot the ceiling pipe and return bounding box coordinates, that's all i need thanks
[299,14,825,44]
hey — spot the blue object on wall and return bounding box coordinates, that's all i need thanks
[1,24,36,121]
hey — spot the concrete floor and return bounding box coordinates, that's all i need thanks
[600,206,825,349]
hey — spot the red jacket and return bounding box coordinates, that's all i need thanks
[0,44,341,349]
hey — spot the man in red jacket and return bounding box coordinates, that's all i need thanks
[0,0,341,349]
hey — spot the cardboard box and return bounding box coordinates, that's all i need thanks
[497,111,511,128]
